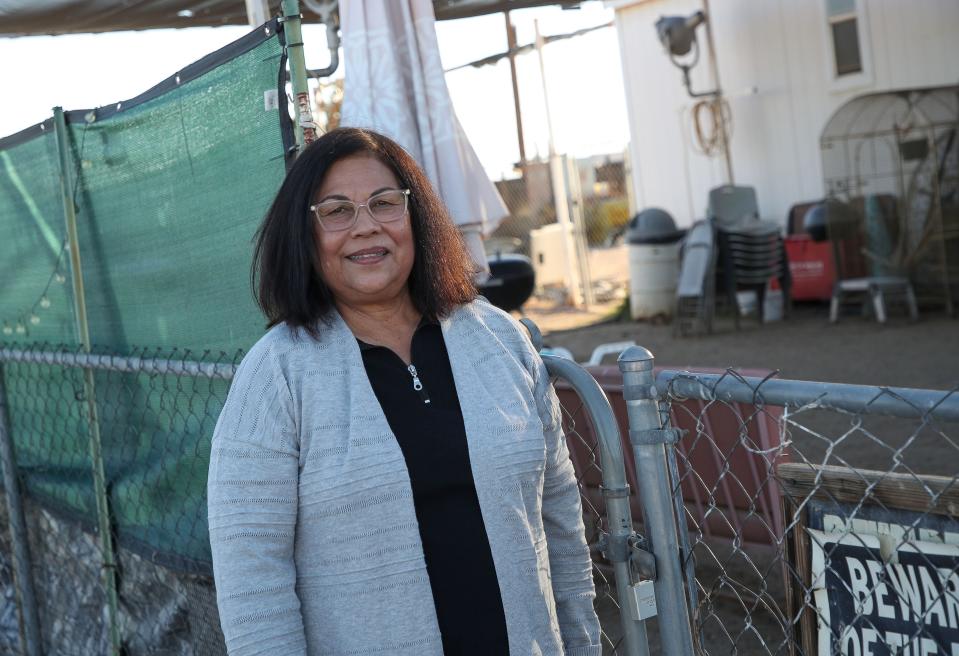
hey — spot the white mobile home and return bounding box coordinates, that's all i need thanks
[608,0,959,227]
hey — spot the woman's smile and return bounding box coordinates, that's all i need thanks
[346,246,389,264]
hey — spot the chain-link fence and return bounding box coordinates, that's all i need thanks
[0,339,655,655]
[0,345,239,655]
[6,343,957,655]
[646,360,959,655]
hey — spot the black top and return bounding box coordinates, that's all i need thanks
[358,321,510,656]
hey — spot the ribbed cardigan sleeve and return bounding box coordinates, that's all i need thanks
[527,343,603,656]
[207,342,307,656]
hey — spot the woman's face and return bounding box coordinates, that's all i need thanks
[312,154,416,309]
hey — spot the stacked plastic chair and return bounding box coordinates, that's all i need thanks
[708,185,791,329]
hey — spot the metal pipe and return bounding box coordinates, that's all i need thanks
[656,370,959,423]
[309,35,340,78]
[0,366,42,655]
[619,346,695,656]
[543,354,649,656]
[53,106,121,656]
[302,0,340,78]
[665,439,700,634]
[700,0,733,184]
[281,0,317,148]
[244,0,271,27]
[0,348,237,380]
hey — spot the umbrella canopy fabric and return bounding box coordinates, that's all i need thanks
[338,0,508,272]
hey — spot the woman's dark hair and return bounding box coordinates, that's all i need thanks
[252,127,477,336]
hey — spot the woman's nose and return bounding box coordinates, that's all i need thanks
[350,207,381,236]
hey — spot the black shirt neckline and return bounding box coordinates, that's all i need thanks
[355,315,437,353]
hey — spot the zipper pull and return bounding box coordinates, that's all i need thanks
[407,364,423,390]
[407,364,430,404]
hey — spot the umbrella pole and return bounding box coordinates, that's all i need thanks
[282,0,317,149]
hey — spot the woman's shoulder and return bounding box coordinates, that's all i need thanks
[235,320,337,380]
[451,297,538,360]
[241,322,301,360]
[453,297,524,336]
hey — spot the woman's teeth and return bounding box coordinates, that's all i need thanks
[348,250,386,261]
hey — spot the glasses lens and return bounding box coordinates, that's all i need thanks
[315,201,356,230]
[368,190,407,222]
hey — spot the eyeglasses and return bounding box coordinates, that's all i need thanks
[310,189,411,232]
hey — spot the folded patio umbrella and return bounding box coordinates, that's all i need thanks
[339,0,509,276]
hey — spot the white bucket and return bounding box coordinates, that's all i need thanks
[629,242,681,319]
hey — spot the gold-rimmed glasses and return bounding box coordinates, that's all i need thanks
[310,189,411,232]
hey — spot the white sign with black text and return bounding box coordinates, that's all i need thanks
[809,529,959,655]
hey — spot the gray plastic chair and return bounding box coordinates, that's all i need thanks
[708,185,760,229]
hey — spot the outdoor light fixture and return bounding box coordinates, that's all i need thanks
[654,6,735,183]
[655,11,704,57]
[654,11,718,98]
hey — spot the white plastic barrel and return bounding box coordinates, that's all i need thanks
[629,241,681,319]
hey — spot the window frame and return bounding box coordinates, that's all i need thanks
[821,0,873,92]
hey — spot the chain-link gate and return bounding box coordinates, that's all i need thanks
[546,358,651,655]
[617,344,959,656]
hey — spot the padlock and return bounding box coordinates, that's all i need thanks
[627,579,657,621]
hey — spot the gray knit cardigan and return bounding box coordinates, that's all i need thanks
[208,298,601,655]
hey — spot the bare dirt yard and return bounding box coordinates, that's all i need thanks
[526,303,959,391]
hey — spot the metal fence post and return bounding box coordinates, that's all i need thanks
[0,366,42,656]
[618,346,695,655]
[53,106,122,655]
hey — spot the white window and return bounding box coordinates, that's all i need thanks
[826,0,863,77]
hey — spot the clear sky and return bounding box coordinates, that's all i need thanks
[0,2,629,180]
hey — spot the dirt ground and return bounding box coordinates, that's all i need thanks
[523,302,959,391]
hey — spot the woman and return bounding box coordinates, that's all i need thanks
[208,127,601,656]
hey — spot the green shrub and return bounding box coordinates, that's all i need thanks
[586,198,631,245]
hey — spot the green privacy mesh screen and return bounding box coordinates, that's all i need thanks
[0,131,77,343]
[0,20,293,573]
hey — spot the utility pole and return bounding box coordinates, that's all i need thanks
[504,11,527,172]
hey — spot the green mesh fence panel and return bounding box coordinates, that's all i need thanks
[70,32,287,352]
[0,130,76,343]
[0,20,292,576]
